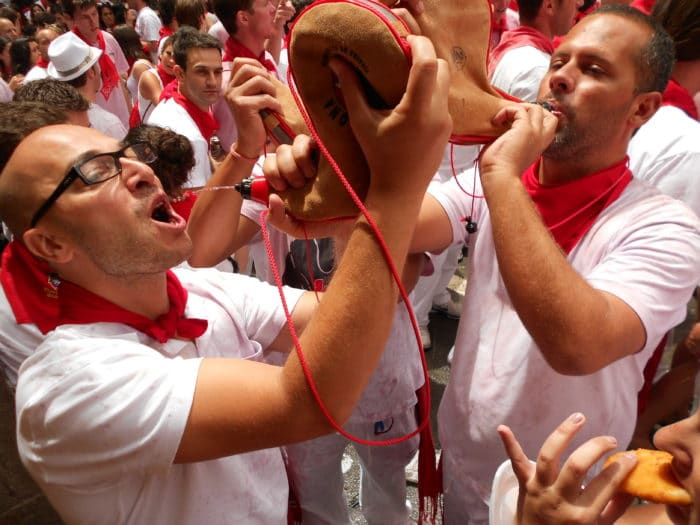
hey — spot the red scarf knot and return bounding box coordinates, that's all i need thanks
[72,27,120,101]
[35,56,50,69]
[172,91,219,143]
[58,271,208,343]
[662,78,699,121]
[522,157,632,254]
[0,240,59,334]
[223,37,278,76]
[488,26,554,78]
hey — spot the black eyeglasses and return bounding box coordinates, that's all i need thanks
[30,143,157,228]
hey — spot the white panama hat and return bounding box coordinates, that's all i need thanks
[47,32,102,82]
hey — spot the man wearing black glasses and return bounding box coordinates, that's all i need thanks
[0,35,452,524]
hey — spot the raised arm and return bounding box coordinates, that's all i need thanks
[187,58,282,267]
[176,35,452,462]
[478,104,648,374]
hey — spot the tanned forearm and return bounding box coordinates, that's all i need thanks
[187,152,256,267]
[482,171,644,375]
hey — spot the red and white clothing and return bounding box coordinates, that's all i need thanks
[74,29,131,127]
[15,268,304,525]
[628,104,700,216]
[147,97,214,188]
[135,5,162,63]
[488,27,553,102]
[429,167,700,524]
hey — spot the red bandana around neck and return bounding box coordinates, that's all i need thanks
[662,78,699,121]
[35,56,50,69]
[159,78,179,101]
[0,240,59,334]
[156,63,176,88]
[58,270,208,343]
[223,37,278,75]
[172,90,219,143]
[521,157,632,254]
[488,26,554,78]
[72,27,120,101]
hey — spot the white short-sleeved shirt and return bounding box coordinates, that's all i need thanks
[430,168,700,522]
[147,98,212,188]
[15,268,304,525]
[88,103,127,140]
[490,45,550,102]
[628,105,700,216]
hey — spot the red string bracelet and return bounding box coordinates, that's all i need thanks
[229,143,259,164]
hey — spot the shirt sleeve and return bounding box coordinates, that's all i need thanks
[17,337,201,485]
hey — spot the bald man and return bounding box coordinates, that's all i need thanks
[0,35,451,524]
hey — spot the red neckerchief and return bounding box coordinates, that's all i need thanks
[173,91,219,144]
[35,56,49,69]
[72,27,120,101]
[662,78,699,120]
[159,78,178,101]
[159,26,174,40]
[156,63,175,87]
[0,241,59,334]
[629,0,654,14]
[172,90,219,143]
[488,26,554,78]
[522,157,632,254]
[58,270,208,343]
[223,37,278,74]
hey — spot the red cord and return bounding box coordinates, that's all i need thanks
[251,46,432,447]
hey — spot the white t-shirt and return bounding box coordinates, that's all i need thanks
[490,45,550,102]
[430,168,700,523]
[147,97,212,188]
[628,105,700,216]
[15,268,304,525]
[208,20,229,46]
[135,6,162,63]
[88,102,127,140]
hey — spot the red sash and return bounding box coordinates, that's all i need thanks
[0,241,59,334]
[172,91,219,143]
[522,158,632,254]
[72,27,120,101]
[662,78,699,121]
[488,26,554,78]
[223,37,278,75]
[58,271,208,343]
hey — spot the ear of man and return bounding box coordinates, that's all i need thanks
[23,228,76,265]
[629,91,662,130]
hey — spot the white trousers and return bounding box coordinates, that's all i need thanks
[284,406,419,525]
